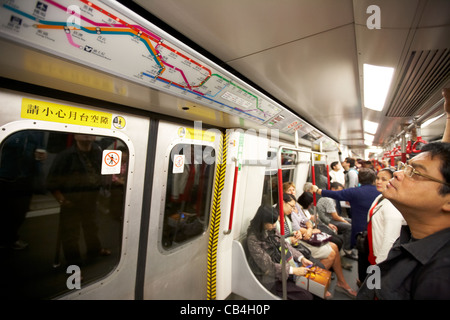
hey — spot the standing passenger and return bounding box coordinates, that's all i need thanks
[367,168,406,265]
[358,88,450,299]
[329,161,345,185]
[312,168,380,284]
[357,142,450,299]
[47,134,110,267]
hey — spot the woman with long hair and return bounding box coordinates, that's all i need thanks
[246,205,314,300]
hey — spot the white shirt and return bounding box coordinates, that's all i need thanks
[329,169,345,185]
[368,194,407,264]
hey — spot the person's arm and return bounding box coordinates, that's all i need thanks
[247,233,287,280]
[312,185,352,202]
[330,211,349,223]
[442,88,450,143]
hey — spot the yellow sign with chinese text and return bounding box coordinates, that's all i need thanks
[185,128,216,142]
[21,98,112,129]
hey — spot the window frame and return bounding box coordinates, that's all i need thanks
[158,140,218,253]
[0,120,135,299]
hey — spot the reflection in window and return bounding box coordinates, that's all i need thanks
[261,151,295,207]
[307,162,329,190]
[0,130,128,299]
[162,144,215,249]
[261,170,278,207]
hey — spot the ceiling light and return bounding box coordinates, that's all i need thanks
[363,64,394,111]
[364,120,379,135]
[364,133,374,142]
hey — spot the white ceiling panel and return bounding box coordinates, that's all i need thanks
[137,0,354,63]
[227,24,361,140]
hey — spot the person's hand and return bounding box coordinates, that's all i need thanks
[300,257,313,267]
[293,230,303,240]
[292,267,309,277]
[303,228,313,240]
[443,88,450,114]
[328,224,338,232]
[311,185,319,193]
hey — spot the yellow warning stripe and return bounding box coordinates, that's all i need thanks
[207,132,228,300]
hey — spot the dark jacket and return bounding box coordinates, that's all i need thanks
[357,226,450,300]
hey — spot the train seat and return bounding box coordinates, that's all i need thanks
[231,238,281,300]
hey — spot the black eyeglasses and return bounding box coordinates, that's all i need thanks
[397,161,450,186]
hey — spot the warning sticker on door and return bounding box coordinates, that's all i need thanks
[102,150,122,175]
[173,154,185,174]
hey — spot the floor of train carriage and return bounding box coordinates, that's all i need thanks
[0,193,122,300]
[227,254,359,301]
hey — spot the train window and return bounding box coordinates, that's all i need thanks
[261,151,296,206]
[261,169,278,207]
[282,151,296,166]
[307,162,329,190]
[0,130,128,299]
[162,144,216,249]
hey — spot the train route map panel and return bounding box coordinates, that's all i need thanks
[0,0,290,127]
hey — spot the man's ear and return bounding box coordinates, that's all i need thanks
[443,195,450,213]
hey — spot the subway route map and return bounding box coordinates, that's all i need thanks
[0,0,318,138]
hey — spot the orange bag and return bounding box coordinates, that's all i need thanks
[295,266,332,299]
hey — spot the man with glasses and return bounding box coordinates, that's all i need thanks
[357,88,450,299]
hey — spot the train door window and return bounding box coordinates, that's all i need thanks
[261,169,278,207]
[308,161,329,190]
[261,151,296,206]
[162,144,216,249]
[0,130,128,299]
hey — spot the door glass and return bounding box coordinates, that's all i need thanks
[162,144,215,249]
[0,130,128,299]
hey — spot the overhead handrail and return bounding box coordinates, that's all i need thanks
[386,97,444,148]
[406,136,428,154]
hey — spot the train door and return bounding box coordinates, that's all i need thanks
[0,89,149,299]
[143,121,221,299]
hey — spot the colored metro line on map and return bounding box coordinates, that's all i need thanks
[0,0,299,129]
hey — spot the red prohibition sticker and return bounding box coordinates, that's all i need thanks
[105,151,120,167]
[173,154,185,173]
[102,150,122,174]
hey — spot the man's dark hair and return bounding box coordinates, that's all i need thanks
[330,161,339,170]
[345,157,355,167]
[330,181,344,190]
[358,168,377,185]
[297,192,314,209]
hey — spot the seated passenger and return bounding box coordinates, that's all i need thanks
[284,182,341,243]
[315,182,353,258]
[297,191,352,270]
[277,193,357,298]
[246,205,314,300]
